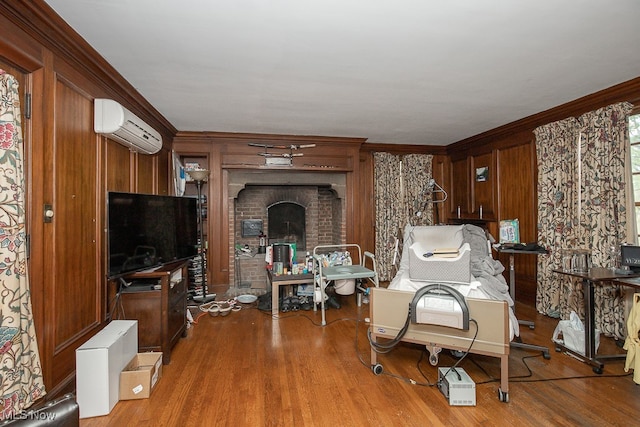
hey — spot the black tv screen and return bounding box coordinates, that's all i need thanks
[107,192,199,278]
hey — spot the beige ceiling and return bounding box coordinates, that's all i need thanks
[46,0,640,145]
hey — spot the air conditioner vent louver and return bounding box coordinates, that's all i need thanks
[94,99,162,155]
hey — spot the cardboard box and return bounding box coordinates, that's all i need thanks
[120,352,163,400]
[76,320,138,418]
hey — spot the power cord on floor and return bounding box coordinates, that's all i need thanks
[347,298,635,390]
[471,353,634,384]
[349,297,446,387]
[257,303,358,327]
[435,319,478,389]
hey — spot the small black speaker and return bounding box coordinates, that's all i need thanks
[272,244,291,269]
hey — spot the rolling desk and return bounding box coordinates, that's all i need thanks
[495,246,550,358]
[552,267,640,373]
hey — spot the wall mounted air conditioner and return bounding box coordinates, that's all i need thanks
[94,98,162,155]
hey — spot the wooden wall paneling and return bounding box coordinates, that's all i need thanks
[1,3,179,397]
[157,148,170,195]
[449,156,470,217]
[496,140,538,304]
[105,139,134,192]
[49,74,100,389]
[216,157,230,286]
[344,144,363,245]
[357,151,375,255]
[136,151,155,194]
[173,140,227,285]
[222,153,353,171]
[470,151,496,219]
[206,145,227,285]
[132,147,171,195]
[39,53,57,393]
[104,139,132,321]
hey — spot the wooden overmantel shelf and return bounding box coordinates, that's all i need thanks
[222,162,349,172]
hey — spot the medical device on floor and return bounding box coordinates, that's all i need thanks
[410,284,469,331]
[368,284,470,353]
[437,367,476,406]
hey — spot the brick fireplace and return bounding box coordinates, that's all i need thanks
[228,171,346,291]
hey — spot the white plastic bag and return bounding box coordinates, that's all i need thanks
[552,311,600,355]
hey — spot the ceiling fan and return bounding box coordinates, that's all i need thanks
[248,143,316,166]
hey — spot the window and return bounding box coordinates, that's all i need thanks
[629,113,640,242]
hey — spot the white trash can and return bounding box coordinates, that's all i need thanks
[334,279,356,295]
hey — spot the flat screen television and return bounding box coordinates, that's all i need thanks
[107,191,199,278]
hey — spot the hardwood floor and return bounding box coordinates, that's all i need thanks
[79,293,639,427]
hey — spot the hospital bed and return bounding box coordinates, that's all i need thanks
[312,244,379,326]
[367,224,515,402]
[369,287,510,402]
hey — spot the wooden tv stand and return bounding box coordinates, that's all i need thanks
[117,261,189,364]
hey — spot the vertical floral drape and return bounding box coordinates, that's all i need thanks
[403,154,435,223]
[0,70,45,418]
[535,102,633,339]
[373,152,433,280]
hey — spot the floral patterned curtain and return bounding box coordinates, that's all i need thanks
[0,70,46,418]
[535,102,633,339]
[535,116,580,318]
[374,152,403,281]
[373,152,433,281]
[402,154,434,226]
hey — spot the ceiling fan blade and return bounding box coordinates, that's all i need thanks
[274,144,317,150]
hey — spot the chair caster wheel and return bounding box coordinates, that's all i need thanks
[592,366,603,374]
[543,351,551,360]
[429,354,439,366]
[372,364,383,375]
[498,388,509,403]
